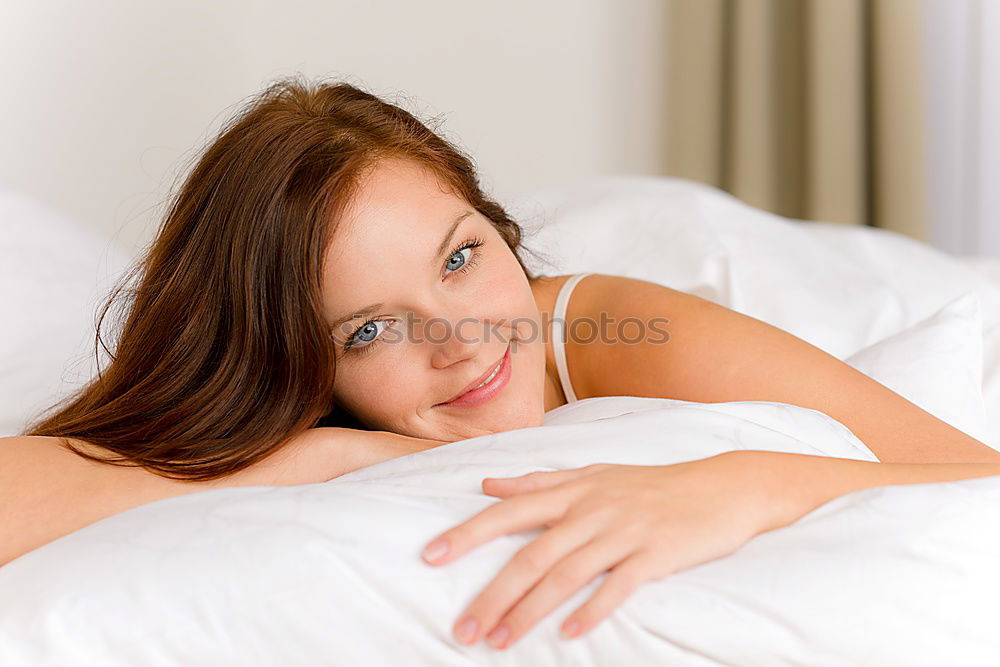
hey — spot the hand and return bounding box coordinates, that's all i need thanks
[420,452,776,649]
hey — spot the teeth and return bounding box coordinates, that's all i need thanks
[473,359,503,390]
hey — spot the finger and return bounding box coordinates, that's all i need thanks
[484,533,639,649]
[451,512,602,646]
[482,464,608,497]
[422,487,569,566]
[558,551,659,641]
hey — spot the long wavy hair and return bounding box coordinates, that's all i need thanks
[23,75,540,482]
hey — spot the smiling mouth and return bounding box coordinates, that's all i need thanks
[435,343,512,407]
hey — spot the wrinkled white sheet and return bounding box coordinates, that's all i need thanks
[3,397,1000,665]
[4,178,1000,665]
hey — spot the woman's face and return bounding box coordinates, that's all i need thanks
[321,158,547,442]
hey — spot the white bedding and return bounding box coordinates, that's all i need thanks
[3,178,1000,665]
[511,175,1000,450]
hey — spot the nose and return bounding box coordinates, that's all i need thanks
[425,316,483,370]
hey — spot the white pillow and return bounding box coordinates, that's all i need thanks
[0,191,130,436]
[843,292,990,446]
[6,397,1000,663]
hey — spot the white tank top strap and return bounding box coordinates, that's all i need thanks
[552,273,594,403]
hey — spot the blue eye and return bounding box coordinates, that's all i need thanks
[445,247,472,272]
[342,236,486,356]
[444,237,485,276]
[345,318,393,353]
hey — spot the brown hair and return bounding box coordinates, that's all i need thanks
[22,75,541,482]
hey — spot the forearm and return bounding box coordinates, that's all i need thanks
[739,450,1000,533]
[228,426,446,486]
[1,429,442,567]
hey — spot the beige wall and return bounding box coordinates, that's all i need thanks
[0,1,669,258]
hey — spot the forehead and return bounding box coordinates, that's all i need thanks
[321,158,472,313]
[333,158,463,252]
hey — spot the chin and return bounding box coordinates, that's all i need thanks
[432,400,545,442]
[475,397,546,437]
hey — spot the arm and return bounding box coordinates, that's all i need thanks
[569,274,1000,464]
[0,429,441,567]
[426,451,1000,646]
[740,449,1000,533]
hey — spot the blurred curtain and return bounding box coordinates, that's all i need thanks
[666,0,927,239]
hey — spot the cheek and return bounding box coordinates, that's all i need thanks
[333,359,426,425]
[332,362,391,414]
[478,251,535,314]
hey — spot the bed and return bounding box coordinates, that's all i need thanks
[2,176,1000,665]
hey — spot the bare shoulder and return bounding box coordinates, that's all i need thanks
[0,434,113,459]
[0,435,127,495]
[2,433,82,454]
[566,273,695,315]
[560,275,1000,464]
[552,273,701,400]
[531,272,726,400]
[529,273,678,319]
[528,273,575,316]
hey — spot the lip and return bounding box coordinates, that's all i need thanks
[435,343,512,408]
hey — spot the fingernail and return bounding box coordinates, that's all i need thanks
[422,539,449,562]
[455,617,478,643]
[487,625,510,649]
[562,619,581,638]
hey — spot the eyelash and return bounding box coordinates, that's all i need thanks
[342,236,487,355]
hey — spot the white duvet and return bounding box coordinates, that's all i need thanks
[3,177,1000,665]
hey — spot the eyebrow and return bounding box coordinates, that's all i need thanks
[433,210,474,264]
[329,210,474,332]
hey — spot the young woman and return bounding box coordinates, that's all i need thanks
[4,76,1000,649]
